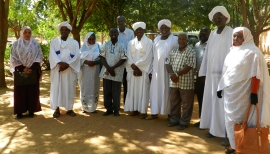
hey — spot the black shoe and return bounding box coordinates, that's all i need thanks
[103,110,113,116]
[16,114,22,119]
[194,121,200,127]
[29,112,34,118]
[167,122,178,127]
[206,132,215,138]
[225,146,235,154]
[114,111,120,116]
[221,138,230,147]
[177,124,188,130]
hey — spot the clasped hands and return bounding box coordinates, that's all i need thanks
[23,68,32,75]
[131,64,142,76]
[217,90,258,105]
[107,67,116,76]
[84,60,96,67]
[58,62,69,72]
[170,73,179,83]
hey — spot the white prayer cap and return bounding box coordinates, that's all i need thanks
[57,21,72,31]
[158,19,171,29]
[132,22,146,31]
[208,6,230,24]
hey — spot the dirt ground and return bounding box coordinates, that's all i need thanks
[0,70,269,154]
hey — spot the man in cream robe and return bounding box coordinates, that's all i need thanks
[147,19,178,119]
[49,21,80,117]
[199,6,233,138]
[124,22,153,119]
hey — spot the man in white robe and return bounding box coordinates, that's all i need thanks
[199,6,233,140]
[147,19,178,120]
[124,22,153,119]
[49,21,80,118]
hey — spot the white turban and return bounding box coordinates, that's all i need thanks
[57,21,72,31]
[208,6,230,24]
[132,22,146,31]
[158,19,171,29]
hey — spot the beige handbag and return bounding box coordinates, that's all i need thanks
[234,104,269,154]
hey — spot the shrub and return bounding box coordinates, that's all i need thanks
[40,44,50,70]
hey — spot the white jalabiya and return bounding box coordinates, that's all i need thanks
[10,26,43,73]
[199,26,233,137]
[49,37,80,110]
[124,34,153,113]
[78,32,100,112]
[149,33,178,115]
[218,27,270,149]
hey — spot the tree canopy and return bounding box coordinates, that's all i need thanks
[1,0,270,87]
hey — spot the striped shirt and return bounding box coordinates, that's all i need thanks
[165,45,196,89]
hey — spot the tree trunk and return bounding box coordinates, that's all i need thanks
[253,32,260,47]
[0,0,9,88]
[71,28,81,47]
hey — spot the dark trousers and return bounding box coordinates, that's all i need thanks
[169,87,194,126]
[195,76,205,118]
[123,68,127,104]
[103,79,121,112]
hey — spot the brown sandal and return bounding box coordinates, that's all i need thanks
[66,110,76,117]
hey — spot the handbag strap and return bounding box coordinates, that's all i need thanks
[241,104,260,129]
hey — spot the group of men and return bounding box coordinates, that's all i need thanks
[49,6,234,146]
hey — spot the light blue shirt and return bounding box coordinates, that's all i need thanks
[194,41,207,72]
[118,27,134,50]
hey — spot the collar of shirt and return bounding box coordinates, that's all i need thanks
[199,40,208,45]
[178,45,192,52]
[118,28,127,34]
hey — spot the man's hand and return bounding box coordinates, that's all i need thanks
[170,73,178,83]
[107,67,115,76]
[58,62,69,71]
[85,60,96,67]
[131,64,138,70]
[134,69,142,76]
[149,73,152,81]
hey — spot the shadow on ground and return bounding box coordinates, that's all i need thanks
[0,71,269,154]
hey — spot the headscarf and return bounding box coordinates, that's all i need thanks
[232,27,254,46]
[157,19,171,29]
[80,32,99,61]
[57,21,72,31]
[10,26,43,73]
[208,6,230,24]
[132,22,146,31]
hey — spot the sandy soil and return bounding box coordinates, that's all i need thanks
[0,70,269,154]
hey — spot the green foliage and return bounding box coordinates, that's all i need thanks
[40,44,50,70]
[8,0,38,38]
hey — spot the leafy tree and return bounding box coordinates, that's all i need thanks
[230,0,270,46]
[52,0,99,46]
[8,0,37,39]
[0,0,9,88]
[34,0,61,43]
